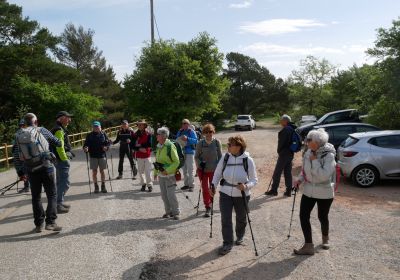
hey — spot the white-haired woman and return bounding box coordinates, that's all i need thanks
[293,128,336,255]
[154,127,181,220]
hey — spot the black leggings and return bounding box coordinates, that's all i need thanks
[300,194,333,243]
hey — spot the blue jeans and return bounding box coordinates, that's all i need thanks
[56,160,70,205]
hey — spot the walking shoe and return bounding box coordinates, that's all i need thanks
[34,224,44,233]
[141,184,146,191]
[18,186,30,193]
[235,237,244,246]
[101,183,107,193]
[57,204,69,214]
[322,235,330,250]
[265,190,278,196]
[188,187,194,192]
[61,203,71,209]
[218,245,232,256]
[162,213,171,218]
[116,174,123,180]
[148,185,153,192]
[45,223,62,232]
[172,215,180,220]
[94,183,100,193]
[294,243,315,255]
[283,190,292,197]
[181,185,190,191]
[204,208,211,218]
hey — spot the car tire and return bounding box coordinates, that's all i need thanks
[351,165,379,188]
[249,126,253,131]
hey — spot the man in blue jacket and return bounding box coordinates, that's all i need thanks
[176,119,198,192]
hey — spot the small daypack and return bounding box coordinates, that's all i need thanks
[289,127,302,153]
[222,153,249,176]
[16,127,51,171]
[167,140,185,170]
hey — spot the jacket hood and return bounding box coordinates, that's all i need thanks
[229,151,250,159]
[317,143,336,157]
[288,123,298,129]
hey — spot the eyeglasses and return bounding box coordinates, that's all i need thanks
[204,131,214,134]
[306,138,312,142]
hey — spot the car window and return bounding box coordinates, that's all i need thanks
[369,135,400,149]
[355,126,379,133]
[237,116,250,120]
[330,126,354,141]
[341,136,359,148]
[323,112,348,124]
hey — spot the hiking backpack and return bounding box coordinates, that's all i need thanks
[221,153,249,176]
[289,127,302,153]
[167,140,185,170]
[16,127,50,171]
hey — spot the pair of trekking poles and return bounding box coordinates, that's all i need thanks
[84,150,114,195]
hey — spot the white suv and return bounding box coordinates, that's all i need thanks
[235,115,256,131]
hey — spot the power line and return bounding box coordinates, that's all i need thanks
[153,12,161,41]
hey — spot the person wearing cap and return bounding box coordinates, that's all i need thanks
[83,121,111,193]
[14,113,63,232]
[12,119,30,193]
[132,120,153,192]
[51,111,73,214]
[265,114,297,197]
[176,119,198,192]
[113,120,136,180]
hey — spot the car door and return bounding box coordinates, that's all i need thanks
[330,125,355,149]
[369,135,400,178]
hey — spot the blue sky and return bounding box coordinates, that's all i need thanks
[9,0,400,81]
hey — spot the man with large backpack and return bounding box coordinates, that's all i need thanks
[14,113,63,233]
[265,114,299,197]
[176,119,198,192]
[51,111,73,214]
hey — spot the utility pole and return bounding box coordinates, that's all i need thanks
[150,0,155,44]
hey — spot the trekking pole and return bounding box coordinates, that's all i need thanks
[287,187,298,239]
[241,189,259,256]
[85,152,92,195]
[266,178,273,193]
[0,180,20,196]
[196,166,205,216]
[177,188,197,210]
[110,150,115,178]
[209,196,214,238]
[104,151,114,192]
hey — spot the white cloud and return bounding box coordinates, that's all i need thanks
[229,1,253,9]
[239,19,325,36]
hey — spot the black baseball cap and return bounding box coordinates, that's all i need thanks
[56,111,73,119]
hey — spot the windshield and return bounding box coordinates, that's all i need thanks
[237,116,250,120]
[341,136,359,148]
[316,112,330,124]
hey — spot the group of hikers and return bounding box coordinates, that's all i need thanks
[11,112,337,257]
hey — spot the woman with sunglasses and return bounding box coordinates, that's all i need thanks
[210,135,258,255]
[194,124,222,217]
[293,128,336,255]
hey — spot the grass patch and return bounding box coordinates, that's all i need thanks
[0,166,11,173]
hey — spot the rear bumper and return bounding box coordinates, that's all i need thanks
[338,160,356,177]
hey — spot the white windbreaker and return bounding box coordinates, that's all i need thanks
[212,152,258,197]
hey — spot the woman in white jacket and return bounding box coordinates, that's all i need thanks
[294,128,336,255]
[211,135,258,255]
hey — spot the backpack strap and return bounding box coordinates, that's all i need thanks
[221,154,249,177]
[222,153,230,174]
[166,142,173,162]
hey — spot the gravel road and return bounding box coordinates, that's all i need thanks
[0,121,399,280]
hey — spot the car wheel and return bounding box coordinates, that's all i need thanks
[351,165,379,188]
[249,126,253,131]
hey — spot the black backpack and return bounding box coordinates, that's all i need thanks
[221,153,249,176]
[167,140,185,170]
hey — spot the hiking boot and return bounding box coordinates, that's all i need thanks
[141,184,146,191]
[57,204,69,214]
[116,174,123,180]
[61,203,71,209]
[181,185,190,191]
[218,245,232,256]
[322,235,330,250]
[34,224,44,233]
[94,183,100,194]
[173,215,180,220]
[235,237,244,246]
[18,186,30,193]
[162,213,171,219]
[265,190,278,196]
[204,208,211,218]
[294,243,315,255]
[283,190,292,197]
[148,185,153,192]
[45,223,62,232]
[101,183,107,193]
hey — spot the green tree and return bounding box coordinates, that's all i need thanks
[124,33,229,130]
[223,52,289,116]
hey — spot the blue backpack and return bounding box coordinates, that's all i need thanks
[289,127,302,153]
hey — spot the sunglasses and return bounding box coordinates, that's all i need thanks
[227,143,238,147]
[306,138,312,142]
[204,131,214,134]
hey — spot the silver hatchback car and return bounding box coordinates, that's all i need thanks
[337,130,400,187]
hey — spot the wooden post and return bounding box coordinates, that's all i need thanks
[4,143,9,169]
